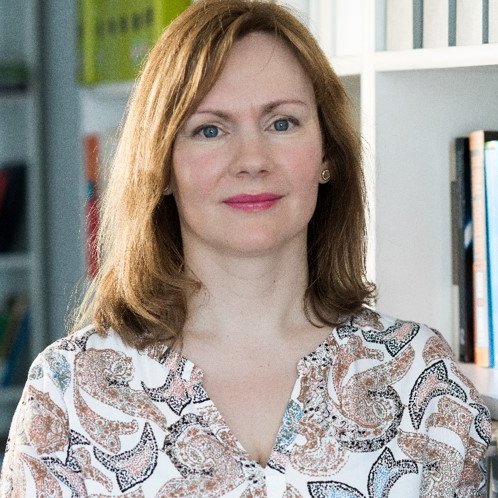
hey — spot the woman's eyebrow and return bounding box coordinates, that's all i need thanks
[263,99,308,113]
[194,98,308,119]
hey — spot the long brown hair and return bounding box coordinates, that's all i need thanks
[70,0,376,348]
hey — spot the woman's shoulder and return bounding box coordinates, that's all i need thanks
[345,309,491,420]
[340,308,488,408]
[36,324,129,358]
[29,325,154,381]
[344,307,455,361]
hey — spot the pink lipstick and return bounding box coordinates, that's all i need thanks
[223,193,282,211]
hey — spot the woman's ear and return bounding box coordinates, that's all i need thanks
[163,171,177,196]
[319,158,331,184]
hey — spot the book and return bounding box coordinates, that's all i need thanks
[79,0,191,85]
[0,163,27,253]
[456,0,483,46]
[376,0,387,50]
[448,0,457,45]
[0,63,29,92]
[469,130,498,367]
[386,0,413,50]
[0,294,29,383]
[83,129,119,277]
[413,0,424,49]
[484,141,498,369]
[451,137,474,362]
[423,0,450,48]
[84,134,100,278]
[490,0,498,43]
[1,308,30,387]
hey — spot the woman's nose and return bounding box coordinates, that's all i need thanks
[231,131,272,177]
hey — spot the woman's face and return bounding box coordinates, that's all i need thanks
[172,31,327,258]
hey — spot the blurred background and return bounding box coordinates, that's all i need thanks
[1,0,498,488]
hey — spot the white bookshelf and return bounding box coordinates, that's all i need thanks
[0,0,45,437]
[79,0,498,415]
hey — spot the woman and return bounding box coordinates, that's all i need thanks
[0,1,491,496]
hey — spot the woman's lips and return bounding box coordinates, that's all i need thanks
[223,193,282,211]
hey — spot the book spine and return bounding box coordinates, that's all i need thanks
[449,0,457,45]
[484,141,498,369]
[0,164,27,253]
[334,0,363,56]
[387,0,414,50]
[414,0,424,48]
[376,0,387,50]
[456,0,483,46]
[490,0,498,43]
[450,140,460,356]
[1,309,30,387]
[79,0,98,85]
[153,0,192,37]
[423,0,450,48]
[484,0,490,43]
[469,130,498,366]
[84,134,100,278]
[454,137,474,362]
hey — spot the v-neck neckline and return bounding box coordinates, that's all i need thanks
[162,323,343,470]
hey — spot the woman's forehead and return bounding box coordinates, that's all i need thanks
[194,32,315,112]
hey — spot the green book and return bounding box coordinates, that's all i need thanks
[0,63,29,91]
[79,0,191,85]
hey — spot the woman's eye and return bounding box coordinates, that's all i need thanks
[198,125,220,138]
[272,118,293,132]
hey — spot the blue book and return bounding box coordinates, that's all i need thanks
[1,309,30,387]
[485,141,498,368]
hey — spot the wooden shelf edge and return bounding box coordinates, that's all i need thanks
[79,81,135,101]
[375,44,498,72]
[0,91,30,104]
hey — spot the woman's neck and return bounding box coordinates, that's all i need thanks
[182,238,312,344]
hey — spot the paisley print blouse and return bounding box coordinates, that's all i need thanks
[0,309,491,497]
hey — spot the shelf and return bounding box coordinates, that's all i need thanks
[458,363,498,420]
[375,44,498,72]
[79,80,135,101]
[0,90,29,104]
[0,253,31,271]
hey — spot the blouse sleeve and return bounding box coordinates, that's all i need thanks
[0,347,75,498]
[451,359,492,497]
[409,328,492,498]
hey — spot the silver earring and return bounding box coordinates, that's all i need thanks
[163,185,172,195]
[320,169,331,183]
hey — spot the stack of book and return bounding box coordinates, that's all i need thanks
[0,294,30,387]
[0,63,28,93]
[452,131,498,367]
[83,129,119,277]
[0,163,27,253]
[385,0,498,50]
[78,0,191,85]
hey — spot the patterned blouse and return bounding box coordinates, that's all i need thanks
[0,309,491,497]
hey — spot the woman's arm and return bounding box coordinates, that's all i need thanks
[0,348,76,498]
